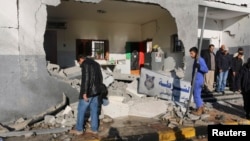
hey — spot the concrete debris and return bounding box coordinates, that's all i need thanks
[0,124,9,133]
[102,116,113,123]
[63,66,81,79]
[20,62,239,138]
[126,79,146,99]
[0,127,71,137]
[8,119,32,131]
[44,115,56,126]
[47,62,60,72]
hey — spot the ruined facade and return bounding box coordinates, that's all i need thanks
[0,0,249,123]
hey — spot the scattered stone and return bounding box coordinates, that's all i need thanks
[0,124,9,133]
[44,115,56,126]
[15,118,25,124]
[183,120,194,127]
[24,132,35,138]
[102,117,113,123]
[215,114,225,121]
[200,114,210,120]
[187,113,200,120]
[194,120,208,126]
[8,119,32,131]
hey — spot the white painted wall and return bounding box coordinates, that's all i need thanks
[198,17,223,49]
[149,15,177,53]
[56,20,142,67]
[56,14,177,68]
[222,15,250,47]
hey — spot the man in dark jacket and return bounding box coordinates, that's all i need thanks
[201,44,216,93]
[231,52,243,93]
[238,58,250,119]
[70,54,103,135]
[215,46,232,94]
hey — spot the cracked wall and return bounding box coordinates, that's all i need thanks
[222,14,250,63]
[0,0,78,123]
[0,0,198,123]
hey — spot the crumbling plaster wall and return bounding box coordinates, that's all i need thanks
[0,0,78,123]
[222,14,250,62]
[0,0,198,122]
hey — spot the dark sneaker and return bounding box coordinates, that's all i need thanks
[222,91,225,95]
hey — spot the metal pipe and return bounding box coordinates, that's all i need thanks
[185,6,208,116]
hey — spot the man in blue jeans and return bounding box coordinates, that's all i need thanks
[216,46,232,94]
[70,54,103,135]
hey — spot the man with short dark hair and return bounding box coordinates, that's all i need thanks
[189,47,208,116]
[201,44,216,93]
[70,54,103,135]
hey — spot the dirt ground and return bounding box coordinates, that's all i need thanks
[2,98,248,141]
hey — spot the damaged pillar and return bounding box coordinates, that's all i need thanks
[0,0,78,123]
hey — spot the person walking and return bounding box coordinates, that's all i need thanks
[215,46,232,94]
[201,44,216,93]
[70,54,103,135]
[189,47,208,116]
[238,58,250,119]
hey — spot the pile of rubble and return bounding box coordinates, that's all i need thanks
[0,62,216,139]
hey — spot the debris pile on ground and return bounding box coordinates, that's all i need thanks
[0,62,247,140]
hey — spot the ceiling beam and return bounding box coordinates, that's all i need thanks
[199,0,250,13]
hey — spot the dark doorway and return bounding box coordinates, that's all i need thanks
[198,38,210,51]
[44,30,57,64]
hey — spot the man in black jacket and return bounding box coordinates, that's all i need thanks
[201,44,216,93]
[215,46,232,94]
[70,54,103,135]
[231,52,243,93]
[238,58,250,119]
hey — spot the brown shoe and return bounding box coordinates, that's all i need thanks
[191,106,203,116]
[85,128,98,135]
[69,129,83,135]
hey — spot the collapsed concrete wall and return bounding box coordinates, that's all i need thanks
[0,0,79,123]
[0,0,198,123]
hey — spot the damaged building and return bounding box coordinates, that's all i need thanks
[0,0,250,130]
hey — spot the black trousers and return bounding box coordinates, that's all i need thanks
[242,90,250,115]
[231,72,240,91]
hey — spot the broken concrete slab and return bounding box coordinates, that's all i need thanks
[113,72,139,81]
[8,119,32,131]
[63,66,82,79]
[126,79,146,99]
[128,99,168,118]
[0,127,71,137]
[47,63,62,76]
[102,96,129,118]
[0,124,9,133]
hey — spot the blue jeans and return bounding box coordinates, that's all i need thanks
[76,96,99,132]
[216,70,229,92]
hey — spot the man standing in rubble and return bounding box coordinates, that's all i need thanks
[190,47,208,116]
[70,54,103,135]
